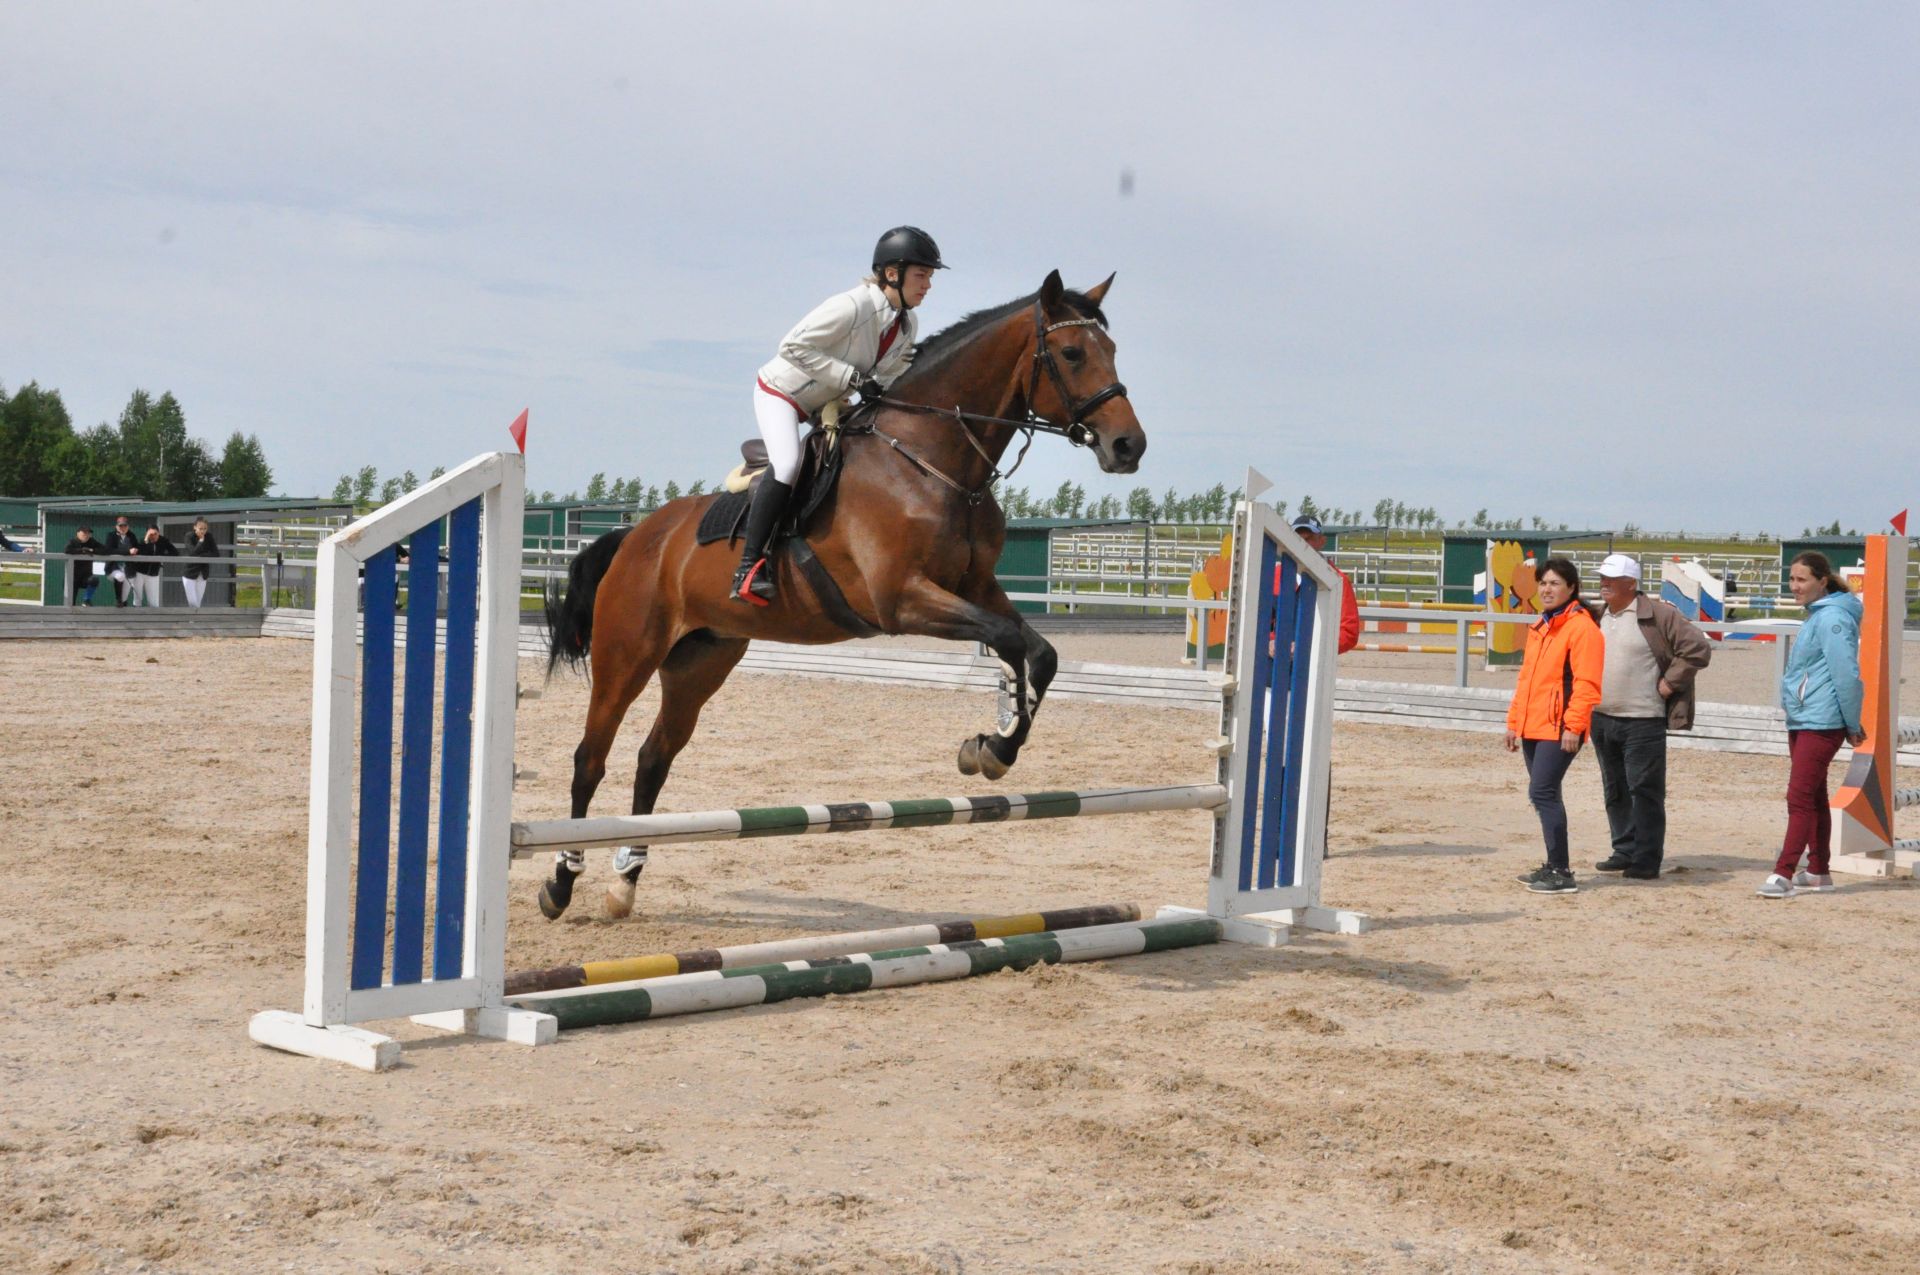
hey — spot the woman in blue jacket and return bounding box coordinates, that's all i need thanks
[1761,551,1865,898]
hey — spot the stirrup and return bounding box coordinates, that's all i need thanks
[731,558,775,606]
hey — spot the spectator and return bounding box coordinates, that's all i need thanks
[0,528,24,552]
[103,516,140,607]
[63,527,106,605]
[183,517,219,609]
[133,524,178,607]
[1504,557,1604,894]
[1589,554,1713,881]
[1760,551,1864,898]
[1287,515,1362,654]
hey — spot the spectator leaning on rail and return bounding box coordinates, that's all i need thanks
[0,529,24,552]
[103,516,141,606]
[62,527,106,605]
[1759,551,1864,899]
[182,517,219,608]
[1588,554,1713,881]
[133,524,178,607]
[1504,557,1605,894]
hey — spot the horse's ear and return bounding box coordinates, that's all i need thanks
[1083,273,1116,305]
[1039,269,1065,309]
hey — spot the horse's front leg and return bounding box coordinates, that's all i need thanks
[962,580,1061,777]
[886,577,1031,780]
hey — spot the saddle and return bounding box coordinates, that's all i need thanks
[693,409,880,638]
[695,405,857,549]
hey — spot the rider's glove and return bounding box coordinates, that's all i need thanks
[856,377,885,403]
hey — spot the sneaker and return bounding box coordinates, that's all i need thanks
[1521,865,1579,894]
[1622,864,1661,880]
[1791,870,1835,893]
[1594,855,1633,874]
[1516,863,1554,884]
[1756,873,1796,899]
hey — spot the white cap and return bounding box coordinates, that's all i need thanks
[1597,553,1640,581]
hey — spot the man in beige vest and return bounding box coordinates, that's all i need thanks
[1590,554,1712,879]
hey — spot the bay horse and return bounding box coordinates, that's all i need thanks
[537,270,1145,918]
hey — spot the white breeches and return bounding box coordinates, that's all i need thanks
[183,577,207,607]
[753,384,806,484]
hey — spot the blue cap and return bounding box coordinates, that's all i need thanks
[1291,515,1323,536]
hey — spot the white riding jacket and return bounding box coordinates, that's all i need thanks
[756,280,917,415]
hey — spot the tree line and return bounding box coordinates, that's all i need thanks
[0,382,274,500]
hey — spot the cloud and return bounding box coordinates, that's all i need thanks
[2,2,1915,531]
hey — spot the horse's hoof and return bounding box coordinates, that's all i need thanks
[604,871,640,919]
[959,734,1012,781]
[537,870,576,921]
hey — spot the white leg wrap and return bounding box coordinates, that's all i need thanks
[611,846,649,875]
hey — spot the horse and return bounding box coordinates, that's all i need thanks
[537,270,1145,919]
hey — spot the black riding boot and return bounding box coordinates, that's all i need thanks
[730,477,792,605]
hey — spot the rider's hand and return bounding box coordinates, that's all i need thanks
[856,377,884,403]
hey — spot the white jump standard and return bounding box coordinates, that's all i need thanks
[249,447,1366,1070]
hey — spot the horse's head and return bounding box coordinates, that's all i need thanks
[1031,270,1146,474]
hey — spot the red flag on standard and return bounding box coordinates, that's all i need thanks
[1892,510,1909,536]
[508,409,529,455]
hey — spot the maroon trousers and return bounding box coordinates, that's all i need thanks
[1775,728,1846,877]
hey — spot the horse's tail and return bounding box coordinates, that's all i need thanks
[544,526,633,677]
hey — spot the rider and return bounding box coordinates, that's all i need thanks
[732,225,945,604]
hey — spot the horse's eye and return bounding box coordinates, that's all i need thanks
[1061,345,1084,364]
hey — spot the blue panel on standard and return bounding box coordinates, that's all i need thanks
[433,499,480,980]
[391,524,442,986]
[1258,555,1299,890]
[1238,534,1279,894]
[1276,571,1319,888]
[351,549,398,991]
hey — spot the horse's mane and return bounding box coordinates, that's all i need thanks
[896,287,1108,386]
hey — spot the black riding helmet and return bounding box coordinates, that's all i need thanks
[872,226,947,278]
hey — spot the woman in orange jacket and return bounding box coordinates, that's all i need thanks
[1504,557,1605,893]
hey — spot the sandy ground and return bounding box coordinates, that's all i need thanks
[3,636,1919,1275]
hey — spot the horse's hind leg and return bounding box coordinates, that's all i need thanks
[604,631,749,918]
[538,627,669,920]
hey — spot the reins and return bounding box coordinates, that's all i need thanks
[859,297,1129,504]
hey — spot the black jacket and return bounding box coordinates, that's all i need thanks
[135,534,178,575]
[184,530,221,580]
[103,529,140,572]
[64,537,106,585]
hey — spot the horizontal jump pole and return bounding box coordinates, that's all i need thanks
[506,902,1141,995]
[510,783,1228,857]
[1895,787,1919,812]
[506,916,1222,1030]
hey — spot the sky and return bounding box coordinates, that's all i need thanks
[4,2,1916,535]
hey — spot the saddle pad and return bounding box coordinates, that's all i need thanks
[694,489,751,546]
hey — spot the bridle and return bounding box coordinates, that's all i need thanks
[1023,297,1130,442]
[864,298,1131,502]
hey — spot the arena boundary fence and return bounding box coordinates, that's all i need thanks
[249,453,1365,1071]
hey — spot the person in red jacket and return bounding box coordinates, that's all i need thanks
[1503,557,1605,894]
[1281,515,1361,654]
